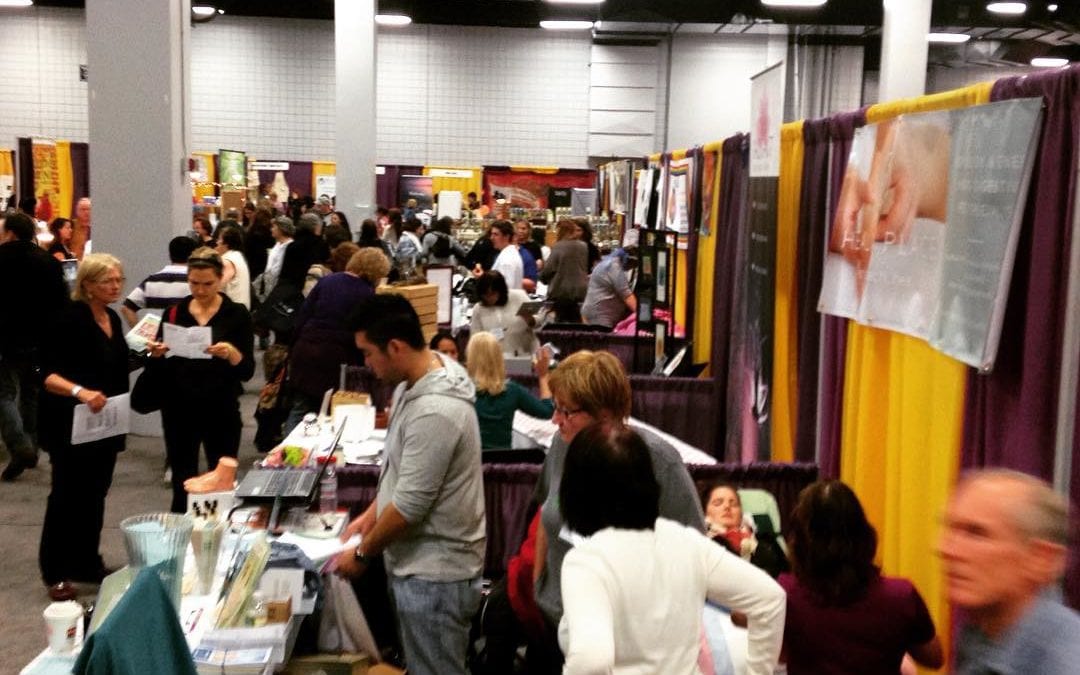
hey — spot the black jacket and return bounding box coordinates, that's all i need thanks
[0,239,69,357]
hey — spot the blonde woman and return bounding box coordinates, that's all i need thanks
[38,253,129,600]
[466,331,553,450]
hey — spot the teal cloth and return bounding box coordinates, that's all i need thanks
[475,380,554,449]
[74,567,197,675]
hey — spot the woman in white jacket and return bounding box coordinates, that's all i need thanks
[558,424,786,675]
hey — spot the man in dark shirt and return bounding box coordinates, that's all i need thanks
[0,213,69,480]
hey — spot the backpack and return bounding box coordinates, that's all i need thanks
[431,232,452,259]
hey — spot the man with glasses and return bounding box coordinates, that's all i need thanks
[0,213,68,481]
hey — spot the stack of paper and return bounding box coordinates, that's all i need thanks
[191,645,272,674]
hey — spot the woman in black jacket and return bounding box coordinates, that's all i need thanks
[147,248,255,512]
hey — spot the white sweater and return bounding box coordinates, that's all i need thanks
[559,518,785,675]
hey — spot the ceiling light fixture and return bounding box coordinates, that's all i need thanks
[986,2,1027,14]
[761,0,828,7]
[375,14,412,26]
[544,0,604,4]
[539,19,595,29]
[1048,3,1058,10]
[1031,56,1068,67]
[191,4,216,17]
[0,0,34,6]
[928,32,972,44]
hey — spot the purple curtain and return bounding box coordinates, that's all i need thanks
[338,460,817,577]
[256,160,313,200]
[962,68,1079,482]
[712,135,750,461]
[815,109,866,478]
[17,137,32,206]
[376,165,423,210]
[69,142,89,213]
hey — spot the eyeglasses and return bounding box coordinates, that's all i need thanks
[96,276,126,286]
[554,406,584,419]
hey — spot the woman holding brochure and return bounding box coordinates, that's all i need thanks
[146,247,255,513]
[38,253,129,602]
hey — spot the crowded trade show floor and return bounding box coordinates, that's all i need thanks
[0,374,265,672]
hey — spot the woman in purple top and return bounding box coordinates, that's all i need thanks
[284,248,390,430]
[779,480,944,674]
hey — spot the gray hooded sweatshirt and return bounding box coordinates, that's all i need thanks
[378,351,486,581]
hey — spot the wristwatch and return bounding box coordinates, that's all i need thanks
[70,385,83,398]
[353,547,375,566]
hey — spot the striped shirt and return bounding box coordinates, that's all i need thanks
[123,264,190,312]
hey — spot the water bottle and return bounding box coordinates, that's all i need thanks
[318,456,338,513]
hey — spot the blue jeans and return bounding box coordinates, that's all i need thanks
[0,356,38,461]
[388,574,482,675]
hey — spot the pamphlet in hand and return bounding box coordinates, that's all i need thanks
[163,323,213,359]
[125,313,162,352]
[71,393,131,445]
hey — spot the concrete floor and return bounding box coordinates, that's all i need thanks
[0,379,264,674]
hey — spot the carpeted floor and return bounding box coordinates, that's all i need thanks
[0,377,265,674]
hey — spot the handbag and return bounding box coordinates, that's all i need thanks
[130,305,177,414]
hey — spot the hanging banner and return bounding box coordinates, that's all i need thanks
[818,98,1042,371]
[608,161,630,215]
[32,138,59,222]
[315,175,336,200]
[633,167,654,227]
[217,149,247,189]
[738,61,785,461]
[483,168,596,209]
[665,157,691,234]
[699,148,718,236]
[398,175,434,210]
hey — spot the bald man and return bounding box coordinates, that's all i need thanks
[939,469,1080,674]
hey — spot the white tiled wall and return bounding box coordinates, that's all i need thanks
[0,7,88,147]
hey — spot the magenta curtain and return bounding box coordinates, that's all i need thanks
[712,135,750,462]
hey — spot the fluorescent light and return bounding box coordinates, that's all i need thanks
[539,19,595,29]
[191,5,216,17]
[761,0,828,7]
[928,32,972,44]
[986,2,1027,14]
[0,0,33,6]
[375,14,412,26]
[1031,57,1068,67]
[544,0,604,4]
[1048,3,1058,10]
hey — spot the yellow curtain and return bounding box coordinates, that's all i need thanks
[0,149,13,176]
[192,151,216,203]
[55,140,74,220]
[668,150,690,331]
[692,141,723,373]
[772,122,804,462]
[840,80,995,667]
[422,166,484,204]
[311,161,336,197]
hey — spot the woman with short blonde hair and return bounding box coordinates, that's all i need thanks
[346,247,391,284]
[466,332,553,450]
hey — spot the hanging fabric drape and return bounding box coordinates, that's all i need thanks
[772,122,804,463]
[55,140,74,220]
[713,135,750,461]
[839,82,995,663]
[816,110,866,477]
[69,142,89,215]
[693,142,723,372]
[376,165,423,209]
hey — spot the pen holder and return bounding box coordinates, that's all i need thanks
[120,512,193,610]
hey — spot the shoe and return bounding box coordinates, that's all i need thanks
[1,457,28,482]
[47,582,77,602]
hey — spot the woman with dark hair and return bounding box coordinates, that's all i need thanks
[329,210,351,231]
[46,217,75,260]
[576,218,601,271]
[357,218,393,261]
[146,248,255,513]
[214,222,251,309]
[37,254,127,601]
[429,330,460,362]
[244,207,275,278]
[469,271,535,355]
[394,216,424,273]
[558,423,785,675]
[780,480,943,674]
[241,201,256,228]
[383,207,403,249]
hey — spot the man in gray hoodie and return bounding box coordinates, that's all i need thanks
[336,293,485,675]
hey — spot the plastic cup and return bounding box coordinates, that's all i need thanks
[120,512,193,610]
[43,601,83,653]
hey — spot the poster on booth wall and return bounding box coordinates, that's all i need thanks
[699,148,718,236]
[633,168,654,227]
[218,149,247,189]
[608,161,630,215]
[398,175,434,210]
[32,138,59,222]
[735,61,785,462]
[818,97,1042,371]
[315,175,336,200]
[664,157,691,234]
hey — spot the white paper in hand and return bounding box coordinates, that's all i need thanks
[71,393,131,445]
[163,323,212,359]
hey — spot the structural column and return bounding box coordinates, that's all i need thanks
[879,0,932,100]
[335,0,378,234]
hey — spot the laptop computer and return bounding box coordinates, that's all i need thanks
[235,423,345,502]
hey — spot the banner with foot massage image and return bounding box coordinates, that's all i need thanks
[818,98,1043,371]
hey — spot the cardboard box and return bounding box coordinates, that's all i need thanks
[283,653,373,675]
